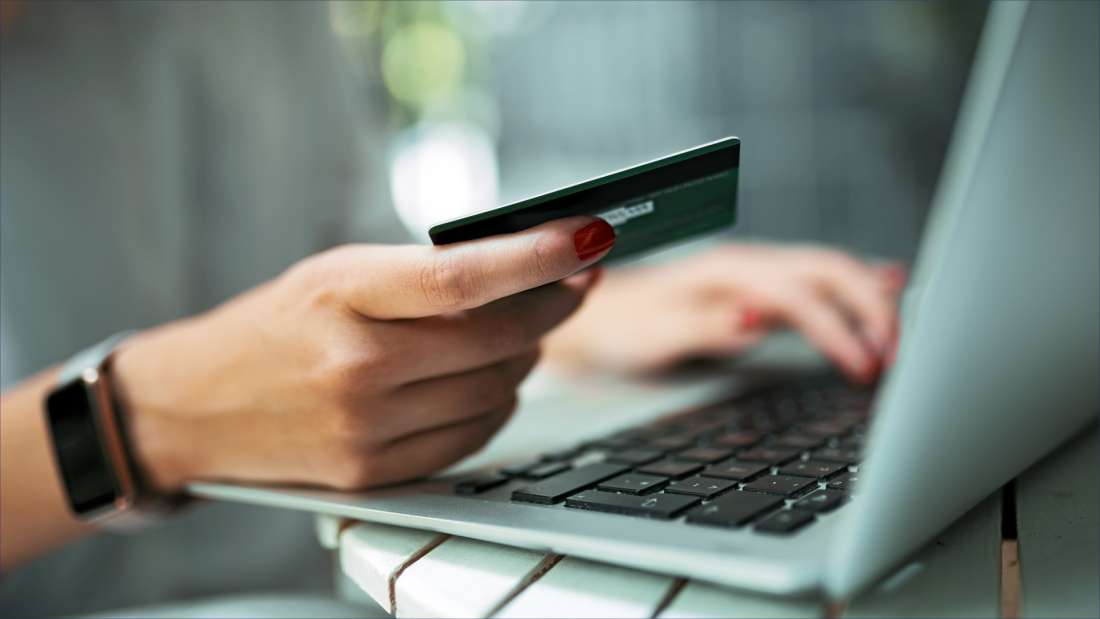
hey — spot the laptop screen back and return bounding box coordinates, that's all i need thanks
[827,0,1099,597]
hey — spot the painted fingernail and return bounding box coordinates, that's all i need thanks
[846,355,871,384]
[739,307,764,331]
[882,264,908,289]
[871,331,891,356]
[574,219,616,261]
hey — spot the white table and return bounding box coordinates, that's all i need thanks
[316,343,1098,618]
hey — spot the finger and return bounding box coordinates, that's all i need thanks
[767,290,877,383]
[629,298,770,369]
[336,216,615,319]
[363,403,517,486]
[874,262,909,292]
[815,260,897,356]
[372,350,539,441]
[379,271,596,380]
[562,266,604,292]
[735,305,775,333]
[728,305,774,348]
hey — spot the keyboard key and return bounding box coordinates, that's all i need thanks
[722,409,752,423]
[646,434,697,451]
[703,459,768,481]
[598,473,668,495]
[736,447,800,465]
[778,460,846,479]
[742,474,817,496]
[540,447,582,462]
[771,398,801,418]
[522,462,572,479]
[500,461,540,477]
[800,419,856,437]
[771,432,826,450]
[685,491,784,528]
[711,431,762,449]
[794,489,846,512]
[636,459,703,479]
[665,476,738,499]
[512,463,629,505]
[686,419,729,436]
[827,471,860,493]
[586,436,639,451]
[565,490,700,520]
[747,413,790,433]
[833,412,865,425]
[813,447,860,464]
[612,427,664,441]
[454,474,508,495]
[606,448,664,466]
[835,437,865,451]
[755,509,816,534]
[678,447,734,463]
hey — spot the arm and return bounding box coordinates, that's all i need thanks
[1,367,94,569]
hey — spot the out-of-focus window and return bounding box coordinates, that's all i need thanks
[331,0,986,259]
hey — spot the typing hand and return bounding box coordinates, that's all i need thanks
[543,243,903,382]
[112,217,615,492]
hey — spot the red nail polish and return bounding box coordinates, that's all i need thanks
[574,220,616,261]
[883,264,909,289]
[739,307,763,331]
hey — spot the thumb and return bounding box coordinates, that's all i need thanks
[337,216,615,319]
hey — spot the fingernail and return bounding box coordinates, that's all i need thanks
[574,219,616,261]
[882,264,908,289]
[869,331,890,356]
[738,307,764,331]
[862,356,882,383]
[844,355,870,384]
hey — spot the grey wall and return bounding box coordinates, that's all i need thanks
[483,1,986,261]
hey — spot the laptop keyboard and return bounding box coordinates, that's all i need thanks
[454,374,870,535]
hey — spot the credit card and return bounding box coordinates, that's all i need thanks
[429,137,740,262]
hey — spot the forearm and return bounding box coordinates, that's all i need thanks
[0,367,94,571]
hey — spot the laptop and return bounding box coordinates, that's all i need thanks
[191,1,1098,599]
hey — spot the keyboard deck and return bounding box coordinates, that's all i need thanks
[454,374,869,535]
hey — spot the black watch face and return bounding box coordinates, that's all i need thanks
[46,380,119,514]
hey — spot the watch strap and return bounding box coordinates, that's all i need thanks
[54,331,184,530]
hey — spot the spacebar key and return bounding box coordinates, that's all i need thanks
[512,463,629,504]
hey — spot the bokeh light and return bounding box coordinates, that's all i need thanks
[389,122,499,240]
[382,21,466,108]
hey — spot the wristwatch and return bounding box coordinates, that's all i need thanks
[44,332,180,529]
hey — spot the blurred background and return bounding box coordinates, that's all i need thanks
[333,0,987,262]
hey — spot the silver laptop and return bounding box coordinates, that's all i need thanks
[191,1,1098,599]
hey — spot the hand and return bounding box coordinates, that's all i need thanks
[113,217,616,492]
[543,243,904,382]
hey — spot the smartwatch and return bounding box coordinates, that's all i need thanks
[44,332,179,528]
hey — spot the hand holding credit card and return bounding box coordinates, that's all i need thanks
[430,137,740,262]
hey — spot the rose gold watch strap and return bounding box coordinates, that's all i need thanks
[60,332,189,531]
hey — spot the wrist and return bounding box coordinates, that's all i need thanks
[111,325,201,495]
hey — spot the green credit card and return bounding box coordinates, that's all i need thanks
[429,137,740,262]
